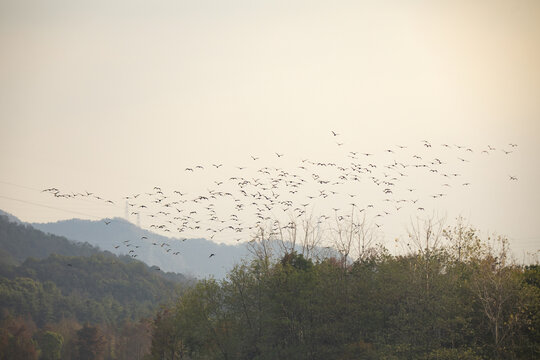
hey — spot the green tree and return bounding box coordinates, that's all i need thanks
[35,330,63,360]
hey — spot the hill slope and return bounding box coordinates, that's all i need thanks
[32,217,250,278]
[0,215,100,266]
[0,214,193,326]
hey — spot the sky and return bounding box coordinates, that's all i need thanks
[1,0,539,258]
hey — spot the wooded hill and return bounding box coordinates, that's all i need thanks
[0,215,193,359]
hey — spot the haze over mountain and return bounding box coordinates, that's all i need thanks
[31,216,250,279]
[0,209,21,224]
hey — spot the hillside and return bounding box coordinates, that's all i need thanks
[0,213,194,359]
[0,215,101,266]
[0,214,194,325]
[32,217,250,279]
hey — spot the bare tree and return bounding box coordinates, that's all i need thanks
[407,212,446,258]
[351,212,378,261]
[471,236,524,359]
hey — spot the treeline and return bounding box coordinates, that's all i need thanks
[0,315,152,360]
[0,215,193,359]
[150,224,539,359]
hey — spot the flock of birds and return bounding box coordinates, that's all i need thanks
[42,133,519,261]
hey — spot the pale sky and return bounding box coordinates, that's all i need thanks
[1,0,539,257]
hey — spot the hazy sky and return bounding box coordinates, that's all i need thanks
[1,0,539,256]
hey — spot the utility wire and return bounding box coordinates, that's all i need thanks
[0,194,103,220]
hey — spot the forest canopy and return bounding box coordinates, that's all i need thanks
[149,220,539,360]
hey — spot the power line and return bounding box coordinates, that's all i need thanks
[0,180,43,192]
[0,179,120,207]
[0,194,103,220]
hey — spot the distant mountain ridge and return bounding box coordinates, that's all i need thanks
[31,216,251,279]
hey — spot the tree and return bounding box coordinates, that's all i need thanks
[150,309,183,360]
[0,316,38,360]
[76,324,106,360]
[470,238,528,359]
[35,330,63,360]
[116,320,152,360]
[148,220,539,359]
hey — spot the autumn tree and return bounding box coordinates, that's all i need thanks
[76,324,106,360]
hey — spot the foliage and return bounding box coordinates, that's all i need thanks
[150,225,540,359]
[35,330,63,360]
[0,215,100,264]
[76,324,106,360]
[0,215,192,359]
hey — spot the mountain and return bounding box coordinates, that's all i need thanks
[31,217,251,279]
[0,209,22,224]
[0,214,101,267]
[0,214,193,328]
[0,213,192,282]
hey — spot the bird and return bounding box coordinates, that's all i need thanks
[104,220,111,225]
[46,136,521,264]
